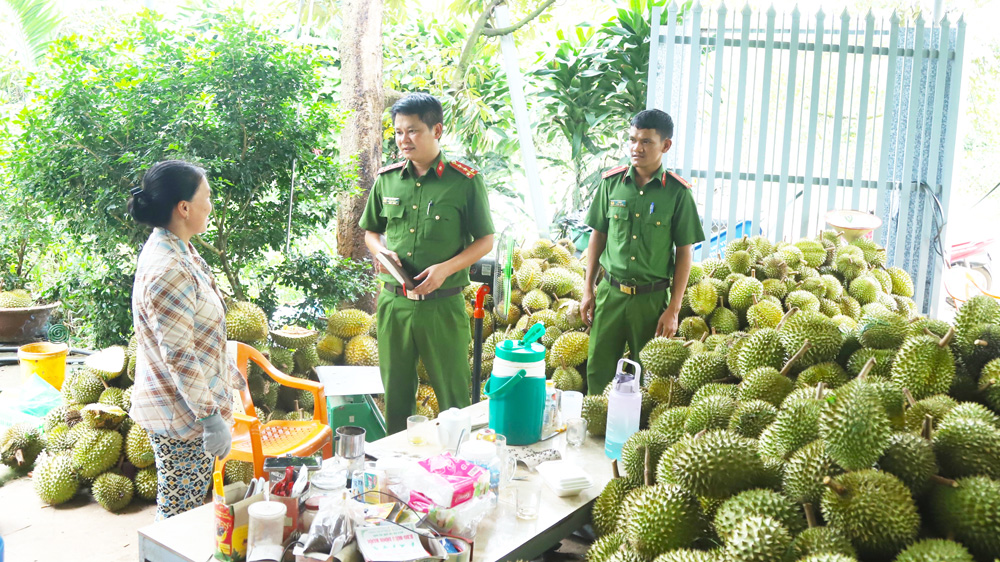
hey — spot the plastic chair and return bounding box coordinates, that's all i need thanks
[213,342,333,494]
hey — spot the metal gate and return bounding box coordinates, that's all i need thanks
[646,3,966,314]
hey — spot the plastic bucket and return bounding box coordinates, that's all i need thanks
[18,342,69,390]
[485,369,545,445]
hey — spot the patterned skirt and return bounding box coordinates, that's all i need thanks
[149,432,214,521]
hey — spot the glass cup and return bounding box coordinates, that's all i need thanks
[407,414,430,445]
[493,434,517,489]
[516,478,542,520]
[561,391,584,420]
[566,417,587,448]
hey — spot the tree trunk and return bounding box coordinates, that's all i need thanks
[337,0,384,312]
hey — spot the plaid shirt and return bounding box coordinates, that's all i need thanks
[130,227,241,440]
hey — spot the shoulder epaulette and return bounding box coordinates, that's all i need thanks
[449,160,478,178]
[667,170,692,189]
[377,161,406,174]
[602,165,628,179]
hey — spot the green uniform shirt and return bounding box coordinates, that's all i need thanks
[585,163,705,284]
[359,152,495,290]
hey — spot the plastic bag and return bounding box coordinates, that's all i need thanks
[0,374,61,431]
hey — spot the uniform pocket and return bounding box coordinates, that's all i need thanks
[380,204,406,238]
[643,212,670,238]
[608,205,631,240]
[422,205,459,242]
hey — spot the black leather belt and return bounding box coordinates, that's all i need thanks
[384,284,464,301]
[604,273,670,296]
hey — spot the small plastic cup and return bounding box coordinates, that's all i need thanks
[407,414,430,445]
[516,478,542,520]
[561,391,583,420]
[566,417,587,448]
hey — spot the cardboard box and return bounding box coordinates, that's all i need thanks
[214,482,264,562]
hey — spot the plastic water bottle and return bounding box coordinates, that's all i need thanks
[605,358,642,461]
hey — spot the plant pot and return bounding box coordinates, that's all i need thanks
[0,302,61,343]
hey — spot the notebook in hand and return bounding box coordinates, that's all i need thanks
[376,251,416,291]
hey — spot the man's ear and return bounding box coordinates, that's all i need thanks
[662,138,673,154]
[433,122,444,140]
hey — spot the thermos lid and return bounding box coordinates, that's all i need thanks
[495,322,547,363]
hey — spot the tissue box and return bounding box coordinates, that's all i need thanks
[404,453,490,509]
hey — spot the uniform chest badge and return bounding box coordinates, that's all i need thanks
[610,200,627,208]
[383,197,401,206]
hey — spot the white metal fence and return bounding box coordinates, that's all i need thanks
[646,3,966,314]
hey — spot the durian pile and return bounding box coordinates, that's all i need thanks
[0,288,35,308]
[461,237,591,403]
[224,300,379,426]
[6,343,160,511]
[580,232,1000,562]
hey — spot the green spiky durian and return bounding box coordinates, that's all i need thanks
[850,238,887,268]
[932,415,1000,479]
[928,476,1000,561]
[819,379,892,470]
[551,365,584,392]
[738,366,793,408]
[790,526,857,560]
[729,276,764,311]
[344,335,378,366]
[33,452,79,505]
[878,432,938,496]
[779,310,843,370]
[226,300,269,342]
[820,470,920,560]
[720,515,792,562]
[622,483,707,559]
[669,430,765,499]
[125,424,155,469]
[688,281,718,316]
[887,266,915,297]
[683,395,736,434]
[894,539,974,562]
[678,352,727,392]
[678,316,709,341]
[890,329,956,400]
[709,305,740,335]
[713,488,805,539]
[758,396,823,460]
[857,310,909,349]
[782,439,842,505]
[644,376,691,408]
[621,430,675,486]
[92,471,134,512]
[736,329,787,377]
[728,400,779,439]
[550,331,589,368]
[135,467,158,501]
[1,423,44,472]
[583,395,609,436]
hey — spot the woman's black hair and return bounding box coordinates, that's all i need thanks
[127,160,207,228]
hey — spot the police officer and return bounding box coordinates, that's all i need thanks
[359,93,495,433]
[581,109,705,393]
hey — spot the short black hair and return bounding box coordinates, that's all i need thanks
[630,109,674,140]
[127,160,206,228]
[391,93,444,129]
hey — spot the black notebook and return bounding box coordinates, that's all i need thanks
[376,251,416,291]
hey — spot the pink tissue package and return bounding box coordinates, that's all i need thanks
[406,452,490,510]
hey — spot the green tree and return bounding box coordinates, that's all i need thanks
[6,10,351,302]
[0,0,63,104]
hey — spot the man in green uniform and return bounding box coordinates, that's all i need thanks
[581,109,705,393]
[359,93,495,433]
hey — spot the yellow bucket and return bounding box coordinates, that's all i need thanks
[18,342,69,390]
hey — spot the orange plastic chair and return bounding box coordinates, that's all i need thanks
[213,342,333,494]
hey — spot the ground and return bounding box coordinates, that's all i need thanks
[0,353,588,561]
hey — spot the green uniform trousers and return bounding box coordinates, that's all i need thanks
[586,278,670,394]
[376,290,471,434]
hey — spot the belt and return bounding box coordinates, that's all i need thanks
[384,284,464,301]
[603,273,670,296]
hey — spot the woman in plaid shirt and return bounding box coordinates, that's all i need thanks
[128,160,242,520]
